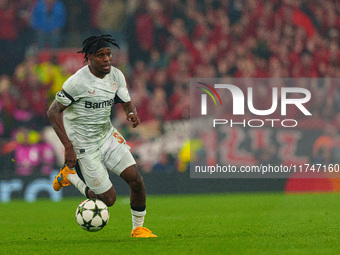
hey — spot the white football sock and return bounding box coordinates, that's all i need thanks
[131,209,146,230]
[67,173,87,197]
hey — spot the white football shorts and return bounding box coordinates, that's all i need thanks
[77,131,136,194]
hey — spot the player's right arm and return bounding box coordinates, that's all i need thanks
[47,100,77,168]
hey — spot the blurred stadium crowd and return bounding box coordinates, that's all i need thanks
[0,0,340,176]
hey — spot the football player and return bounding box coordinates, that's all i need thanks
[47,35,157,238]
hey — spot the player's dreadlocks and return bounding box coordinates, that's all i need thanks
[77,34,120,62]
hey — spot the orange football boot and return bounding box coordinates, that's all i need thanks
[131,227,158,238]
[53,165,76,191]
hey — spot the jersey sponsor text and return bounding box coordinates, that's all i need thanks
[85,98,115,109]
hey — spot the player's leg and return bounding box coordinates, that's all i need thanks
[103,130,156,237]
[76,152,117,207]
[53,163,114,203]
[71,161,109,202]
[120,164,146,228]
[68,171,116,206]
[53,162,96,197]
[94,186,117,206]
[112,151,157,237]
[69,168,117,206]
[54,150,117,207]
[120,164,146,208]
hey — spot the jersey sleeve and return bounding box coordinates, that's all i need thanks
[114,69,131,104]
[56,77,80,106]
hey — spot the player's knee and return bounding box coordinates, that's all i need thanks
[98,188,116,207]
[129,174,145,193]
[121,165,145,193]
[103,194,116,207]
[87,189,97,199]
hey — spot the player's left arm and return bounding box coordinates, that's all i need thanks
[121,101,140,128]
[114,68,139,128]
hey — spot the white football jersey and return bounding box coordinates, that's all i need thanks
[56,65,131,156]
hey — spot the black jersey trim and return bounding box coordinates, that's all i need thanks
[62,89,75,103]
[114,94,126,104]
[75,161,85,183]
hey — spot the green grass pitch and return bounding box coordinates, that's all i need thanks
[1,192,340,255]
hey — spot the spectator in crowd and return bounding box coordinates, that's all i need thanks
[152,152,175,173]
[62,0,91,47]
[13,69,50,124]
[0,75,18,138]
[1,0,340,175]
[0,76,6,138]
[129,79,152,122]
[148,87,169,121]
[83,0,102,34]
[30,0,66,49]
[97,0,127,47]
[14,50,70,104]
[34,55,71,103]
[16,0,36,62]
[0,0,19,75]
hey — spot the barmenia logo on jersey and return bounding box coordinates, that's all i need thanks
[85,98,115,109]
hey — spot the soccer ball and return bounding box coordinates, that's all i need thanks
[75,199,110,232]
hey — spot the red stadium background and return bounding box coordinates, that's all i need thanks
[1,0,340,202]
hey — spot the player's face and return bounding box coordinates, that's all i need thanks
[88,47,112,78]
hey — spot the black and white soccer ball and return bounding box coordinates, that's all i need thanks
[75,199,109,232]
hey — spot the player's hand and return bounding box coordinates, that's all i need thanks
[126,113,140,128]
[64,145,77,168]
